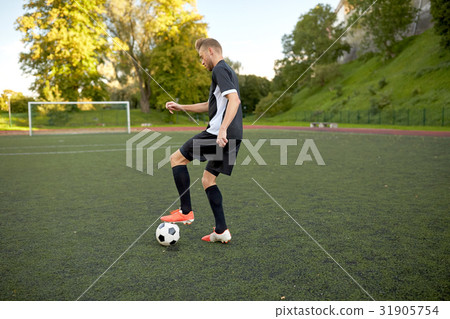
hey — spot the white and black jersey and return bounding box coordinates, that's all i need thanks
[206,60,243,140]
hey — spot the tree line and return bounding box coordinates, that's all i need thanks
[3,0,448,116]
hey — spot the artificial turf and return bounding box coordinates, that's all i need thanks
[0,129,449,300]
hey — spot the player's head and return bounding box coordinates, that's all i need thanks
[195,38,223,71]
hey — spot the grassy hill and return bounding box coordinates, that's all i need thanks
[272,29,450,126]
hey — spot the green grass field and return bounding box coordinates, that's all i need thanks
[0,129,449,301]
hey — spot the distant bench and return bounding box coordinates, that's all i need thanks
[310,122,338,128]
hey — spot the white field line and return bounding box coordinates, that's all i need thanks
[0,143,126,150]
[0,149,126,156]
[76,178,200,301]
[0,143,183,155]
[252,177,376,301]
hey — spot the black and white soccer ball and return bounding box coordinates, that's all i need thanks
[156,223,180,246]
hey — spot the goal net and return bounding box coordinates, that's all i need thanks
[27,101,131,136]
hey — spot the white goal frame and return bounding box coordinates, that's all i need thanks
[28,101,131,136]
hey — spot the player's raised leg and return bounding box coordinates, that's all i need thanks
[161,149,195,224]
[201,169,231,243]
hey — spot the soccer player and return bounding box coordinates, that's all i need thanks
[161,38,243,244]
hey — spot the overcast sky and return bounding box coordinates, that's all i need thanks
[0,0,340,96]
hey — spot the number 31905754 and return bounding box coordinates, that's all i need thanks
[380,305,439,316]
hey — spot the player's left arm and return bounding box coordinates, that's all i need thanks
[217,92,240,148]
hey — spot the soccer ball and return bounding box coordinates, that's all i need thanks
[156,223,180,246]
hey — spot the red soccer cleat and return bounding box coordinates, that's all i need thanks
[161,208,194,225]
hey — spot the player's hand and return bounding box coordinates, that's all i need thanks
[217,129,228,148]
[165,101,182,114]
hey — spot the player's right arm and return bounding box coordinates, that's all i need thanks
[165,101,208,114]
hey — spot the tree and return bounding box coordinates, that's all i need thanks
[0,90,36,113]
[430,0,450,49]
[347,0,419,58]
[16,0,110,101]
[238,75,271,113]
[274,4,349,89]
[224,57,242,75]
[149,4,210,109]
[105,0,208,113]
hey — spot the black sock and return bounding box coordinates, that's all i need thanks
[205,185,227,234]
[172,165,192,214]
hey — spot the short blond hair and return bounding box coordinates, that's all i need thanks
[195,38,222,54]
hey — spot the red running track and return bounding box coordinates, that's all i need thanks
[146,125,450,137]
[1,125,449,137]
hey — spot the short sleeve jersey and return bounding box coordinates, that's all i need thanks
[206,60,243,140]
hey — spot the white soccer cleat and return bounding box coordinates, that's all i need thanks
[201,228,231,243]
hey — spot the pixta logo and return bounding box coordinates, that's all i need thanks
[126,129,172,176]
[126,129,325,175]
[241,138,325,166]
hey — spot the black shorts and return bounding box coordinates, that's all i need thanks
[179,131,241,176]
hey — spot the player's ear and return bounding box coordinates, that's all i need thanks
[208,47,214,56]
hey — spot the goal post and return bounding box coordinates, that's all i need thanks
[28,101,131,136]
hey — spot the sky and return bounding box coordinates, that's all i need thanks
[0,0,340,96]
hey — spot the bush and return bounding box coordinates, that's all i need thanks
[430,0,450,49]
[254,91,293,117]
[368,85,377,96]
[412,88,421,96]
[1,92,35,113]
[370,92,392,114]
[415,61,450,78]
[310,63,341,87]
[378,77,388,89]
[47,107,70,126]
[333,85,343,98]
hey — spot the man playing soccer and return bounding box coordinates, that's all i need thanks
[160,38,243,244]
